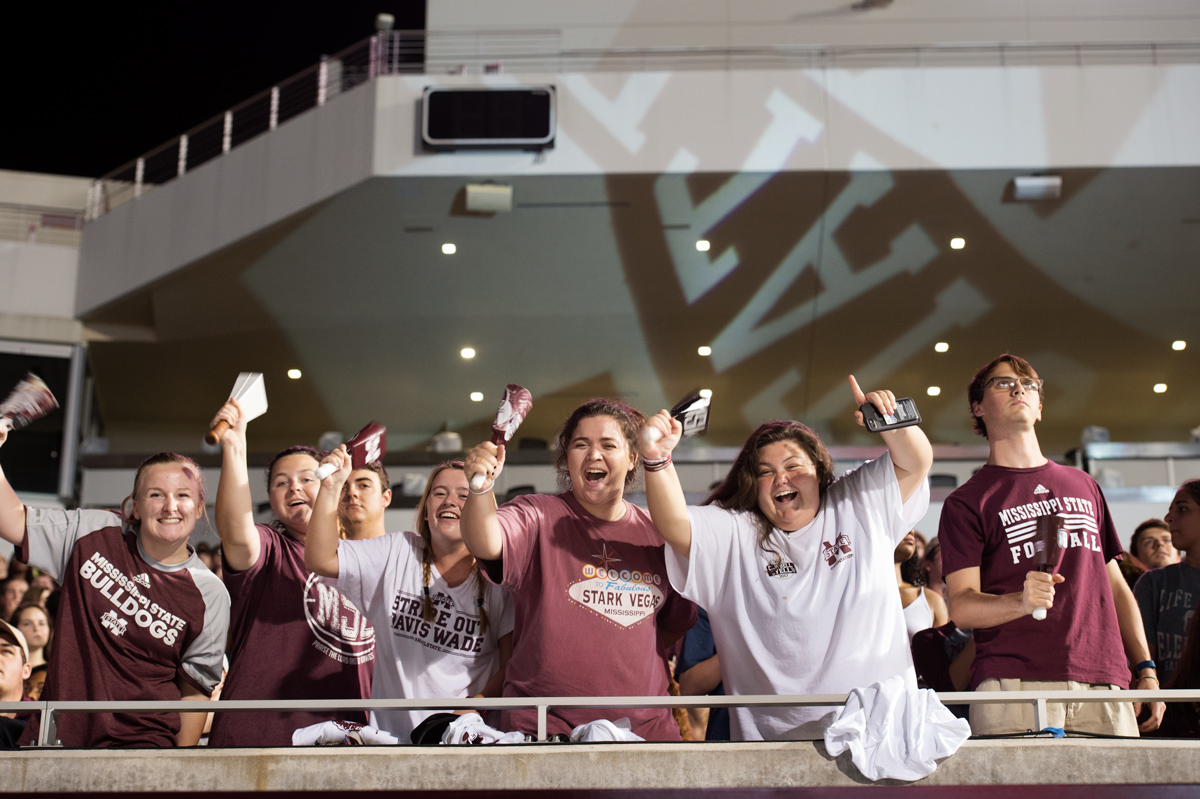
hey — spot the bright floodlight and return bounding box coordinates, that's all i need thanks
[699,389,713,399]
[934,342,949,353]
[698,346,712,356]
[927,386,941,396]
[461,347,476,359]
[1173,340,1186,351]
[696,240,711,252]
[442,243,457,255]
[470,391,484,401]
[287,369,302,379]
[1154,384,1168,394]
[950,238,965,250]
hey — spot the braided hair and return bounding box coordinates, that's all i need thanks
[414,460,490,634]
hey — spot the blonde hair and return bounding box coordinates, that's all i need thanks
[120,452,206,528]
[413,461,489,634]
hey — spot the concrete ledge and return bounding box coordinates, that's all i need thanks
[2,739,1199,791]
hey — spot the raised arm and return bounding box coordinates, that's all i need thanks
[460,442,506,562]
[304,446,350,578]
[638,410,691,558]
[848,375,933,503]
[0,424,27,547]
[210,399,260,572]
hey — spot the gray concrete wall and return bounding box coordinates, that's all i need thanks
[1,739,1198,791]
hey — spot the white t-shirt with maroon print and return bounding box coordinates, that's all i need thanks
[20,507,229,748]
[487,492,698,741]
[210,523,375,747]
[938,460,1130,689]
[668,454,928,741]
[334,530,513,742]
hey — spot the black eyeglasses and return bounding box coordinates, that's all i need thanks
[983,376,1044,393]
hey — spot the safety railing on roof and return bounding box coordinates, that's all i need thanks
[85,32,1200,223]
[3,689,1198,747]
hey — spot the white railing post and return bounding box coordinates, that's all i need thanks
[134,158,145,199]
[269,87,280,130]
[222,111,233,153]
[369,34,378,79]
[177,135,188,178]
[85,183,97,221]
[537,704,548,741]
[1033,697,1049,731]
[318,58,328,106]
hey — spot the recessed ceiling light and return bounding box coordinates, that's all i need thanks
[470,391,484,401]
[699,389,713,399]
[697,346,712,356]
[287,369,302,379]
[927,386,941,396]
[696,240,711,252]
[442,243,457,255]
[934,342,949,353]
[1154,383,1168,394]
[950,238,965,250]
[1173,340,1187,351]
[461,347,476,359]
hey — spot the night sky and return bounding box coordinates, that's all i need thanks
[2,2,426,179]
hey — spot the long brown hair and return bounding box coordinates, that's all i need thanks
[413,461,489,634]
[704,420,835,562]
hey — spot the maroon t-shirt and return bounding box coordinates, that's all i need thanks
[19,508,228,748]
[938,461,1130,688]
[487,493,697,740]
[209,523,374,747]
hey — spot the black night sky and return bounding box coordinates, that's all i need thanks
[1,2,427,178]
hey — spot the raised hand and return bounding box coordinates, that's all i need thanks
[208,399,247,448]
[639,410,681,462]
[849,375,897,427]
[318,446,352,490]
[466,441,505,493]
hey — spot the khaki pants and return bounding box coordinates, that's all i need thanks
[970,678,1139,737]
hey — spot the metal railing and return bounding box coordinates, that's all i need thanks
[0,203,84,247]
[86,31,1200,223]
[4,689,1198,747]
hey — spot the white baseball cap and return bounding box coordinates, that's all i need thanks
[0,619,30,664]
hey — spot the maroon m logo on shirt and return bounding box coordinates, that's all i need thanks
[822,534,853,569]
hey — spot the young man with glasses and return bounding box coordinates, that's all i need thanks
[938,354,1163,736]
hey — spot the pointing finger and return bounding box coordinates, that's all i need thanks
[848,375,867,406]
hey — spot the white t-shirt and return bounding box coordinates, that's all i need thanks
[667,453,929,741]
[334,531,514,741]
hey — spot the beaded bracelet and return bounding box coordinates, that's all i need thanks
[642,455,672,473]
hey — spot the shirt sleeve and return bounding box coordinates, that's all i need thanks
[667,505,741,610]
[493,495,546,592]
[336,534,398,618]
[937,493,986,577]
[1092,484,1124,562]
[178,566,231,695]
[22,507,124,581]
[493,585,515,638]
[219,524,274,601]
[835,453,929,546]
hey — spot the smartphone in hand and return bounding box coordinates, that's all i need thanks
[860,397,922,433]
